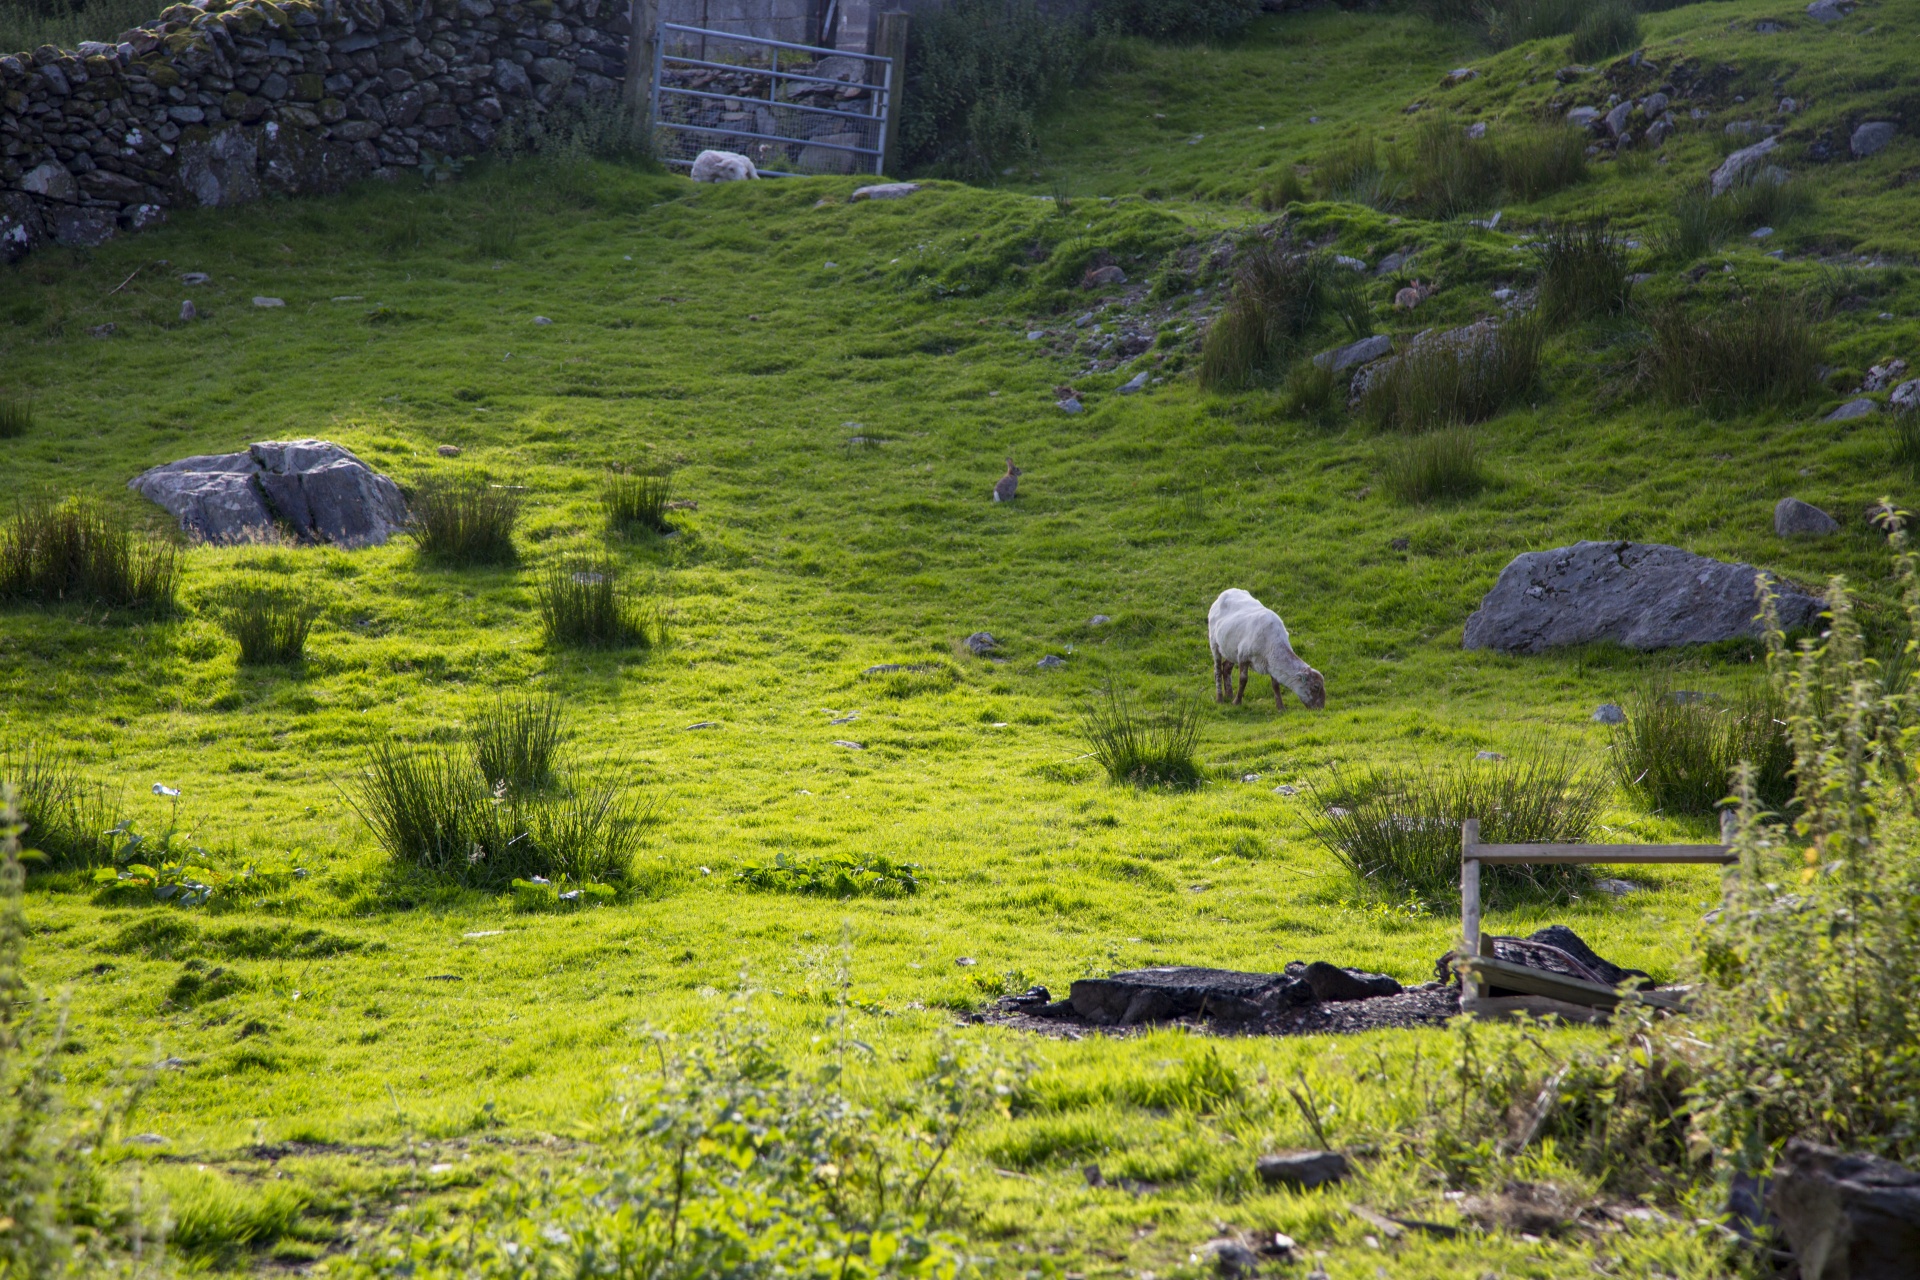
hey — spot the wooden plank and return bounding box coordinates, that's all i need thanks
[1459,819,1481,1000]
[1463,955,1689,1011]
[1463,993,1613,1025]
[1470,843,1734,865]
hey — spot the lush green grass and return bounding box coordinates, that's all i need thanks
[3,1,1920,1274]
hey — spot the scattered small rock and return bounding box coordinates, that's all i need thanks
[1712,135,1780,195]
[850,182,920,201]
[1750,226,1774,239]
[1775,496,1840,537]
[684,721,721,730]
[965,632,998,655]
[252,296,284,308]
[1089,614,1112,626]
[1595,878,1642,896]
[1390,536,1411,551]
[1475,750,1507,761]
[1851,121,1897,158]
[1036,654,1066,669]
[532,316,553,325]
[955,957,976,966]
[1827,398,1879,421]
[1593,702,1626,724]
[1196,1239,1262,1277]
[1442,67,1479,86]
[1314,333,1393,373]
[1256,1150,1352,1189]
[1893,379,1920,412]
[1861,359,1908,392]
[1334,254,1368,272]
[180,272,210,285]
[179,300,197,321]
[437,444,462,457]
[1805,0,1850,23]
[1058,396,1084,414]
[831,740,866,750]
[1273,784,1298,795]
[88,322,116,338]
[128,1133,170,1145]
[1118,371,1150,394]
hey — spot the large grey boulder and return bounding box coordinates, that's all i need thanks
[130,440,408,547]
[1314,333,1393,373]
[1852,122,1897,158]
[1776,497,1840,537]
[1461,541,1823,653]
[1770,1140,1920,1280]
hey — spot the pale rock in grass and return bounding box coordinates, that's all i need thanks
[1775,497,1839,537]
[1712,135,1779,195]
[1036,654,1066,669]
[689,150,758,182]
[1805,0,1851,22]
[1256,1150,1352,1188]
[1314,333,1393,373]
[1852,121,1898,158]
[179,300,196,321]
[1462,541,1823,653]
[1860,359,1907,392]
[964,632,998,655]
[18,161,77,203]
[1892,379,1920,412]
[1566,106,1602,129]
[130,440,408,547]
[1118,370,1150,394]
[1592,702,1626,724]
[1827,398,1879,421]
[1604,101,1633,138]
[1058,396,1084,414]
[850,182,920,201]
[253,296,285,308]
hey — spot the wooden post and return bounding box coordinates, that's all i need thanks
[625,0,660,138]
[1460,818,1482,1001]
[1719,807,1737,848]
[874,9,908,177]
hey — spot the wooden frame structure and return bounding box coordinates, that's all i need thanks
[1458,813,1737,1021]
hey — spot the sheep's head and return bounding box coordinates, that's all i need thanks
[1289,665,1327,710]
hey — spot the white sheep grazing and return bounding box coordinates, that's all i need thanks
[689,150,758,183]
[1207,588,1326,710]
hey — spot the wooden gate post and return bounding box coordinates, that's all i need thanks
[874,9,908,177]
[1460,818,1482,1000]
[626,0,661,140]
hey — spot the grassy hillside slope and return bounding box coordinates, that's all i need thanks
[2,0,1919,1273]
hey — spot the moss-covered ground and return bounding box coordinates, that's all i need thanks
[4,0,1919,1273]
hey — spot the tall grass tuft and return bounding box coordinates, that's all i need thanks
[0,499,178,613]
[1304,741,1606,903]
[1656,186,1730,261]
[1401,115,1500,219]
[1640,292,1820,414]
[345,741,643,888]
[1567,0,1639,62]
[1722,168,1814,233]
[601,467,673,534]
[471,693,565,794]
[1359,318,1542,431]
[215,580,317,665]
[1536,219,1633,326]
[0,394,29,440]
[1382,427,1487,503]
[536,558,657,649]
[409,478,519,566]
[1199,245,1336,391]
[1285,359,1341,426]
[1081,687,1202,790]
[1477,0,1584,45]
[1609,681,1792,816]
[1893,407,1920,479]
[1496,125,1588,200]
[0,741,120,870]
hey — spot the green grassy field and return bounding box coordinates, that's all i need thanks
[4,0,1920,1273]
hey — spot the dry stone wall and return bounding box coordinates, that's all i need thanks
[0,0,633,259]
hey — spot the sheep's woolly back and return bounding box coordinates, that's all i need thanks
[1208,588,1294,674]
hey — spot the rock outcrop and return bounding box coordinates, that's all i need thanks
[1461,541,1823,653]
[130,439,407,546]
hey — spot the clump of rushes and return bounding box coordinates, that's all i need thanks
[1305,741,1605,903]
[1199,244,1337,391]
[471,692,565,793]
[409,477,519,566]
[1567,0,1639,62]
[602,466,673,534]
[536,557,658,648]
[1081,687,1202,790]
[1657,186,1731,261]
[1609,680,1792,816]
[216,579,318,665]
[1640,292,1820,414]
[0,393,29,439]
[1382,427,1487,503]
[0,740,121,869]
[1536,218,1632,326]
[1359,318,1541,431]
[0,498,178,613]
[1893,407,1920,479]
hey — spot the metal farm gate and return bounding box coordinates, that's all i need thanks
[649,23,894,178]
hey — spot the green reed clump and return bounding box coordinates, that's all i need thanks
[409,478,519,566]
[1609,681,1792,816]
[1304,741,1605,902]
[1382,427,1487,503]
[1640,292,1820,414]
[471,693,565,794]
[1199,244,1339,391]
[0,741,120,870]
[0,499,178,614]
[215,580,318,665]
[0,394,30,440]
[536,558,658,649]
[1536,219,1633,326]
[1567,0,1639,61]
[1359,318,1541,431]
[1080,687,1201,790]
[1657,186,1731,261]
[601,467,673,534]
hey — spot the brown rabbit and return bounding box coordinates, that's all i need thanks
[1394,279,1433,310]
[993,459,1021,502]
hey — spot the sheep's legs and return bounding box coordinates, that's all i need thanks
[1272,676,1286,711]
[1235,662,1250,705]
[1212,653,1230,703]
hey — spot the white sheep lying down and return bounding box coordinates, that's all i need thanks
[1207,588,1326,710]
